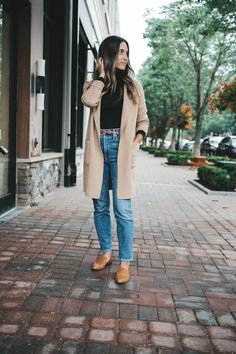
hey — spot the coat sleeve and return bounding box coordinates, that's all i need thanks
[134,80,149,135]
[81,80,105,108]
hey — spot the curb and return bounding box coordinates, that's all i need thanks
[188,179,236,196]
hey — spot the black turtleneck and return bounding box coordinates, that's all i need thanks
[100,71,124,129]
[96,71,146,137]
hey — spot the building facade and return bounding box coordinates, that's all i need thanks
[0,0,120,215]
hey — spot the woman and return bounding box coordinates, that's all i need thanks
[81,35,149,284]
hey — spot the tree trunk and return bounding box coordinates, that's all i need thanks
[161,138,165,149]
[176,128,181,150]
[169,125,177,151]
[193,65,202,156]
[193,116,202,156]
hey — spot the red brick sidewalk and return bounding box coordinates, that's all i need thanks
[0,151,236,353]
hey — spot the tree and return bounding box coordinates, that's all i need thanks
[165,0,236,155]
[195,0,236,31]
[202,110,236,136]
[138,65,170,147]
[142,0,236,155]
[139,17,194,150]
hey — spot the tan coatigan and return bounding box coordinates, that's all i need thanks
[81,79,149,199]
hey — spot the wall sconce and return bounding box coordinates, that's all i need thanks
[33,138,39,148]
[36,59,45,110]
[0,145,8,155]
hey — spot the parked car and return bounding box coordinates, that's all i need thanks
[155,139,171,149]
[200,136,224,156]
[182,141,195,151]
[175,139,190,150]
[163,140,171,149]
[217,136,236,158]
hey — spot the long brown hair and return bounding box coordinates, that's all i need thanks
[93,35,137,104]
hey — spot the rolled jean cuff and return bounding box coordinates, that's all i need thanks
[119,258,133,262]
[100,249,112,253]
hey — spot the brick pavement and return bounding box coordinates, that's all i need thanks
[0,150,236,353]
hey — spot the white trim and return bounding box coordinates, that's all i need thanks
[17,152,63,163]
[76,148,84,155]
[62,0,73,151]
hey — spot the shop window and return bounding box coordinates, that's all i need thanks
[43,0,65,152]
[77,28,88,148]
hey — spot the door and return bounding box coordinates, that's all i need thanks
[43,0,65,152]
[0,1,17,214]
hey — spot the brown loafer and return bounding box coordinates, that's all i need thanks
[92,254,112,271]
[115,266,130,284]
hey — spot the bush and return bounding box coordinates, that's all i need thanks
[167,154,179,165]
[140,146,157,154]
[167,151,193,165]
[207,156,229,163]
[148,148,156,154]
[215,160,236,173]
[154,150,169,157]
[140,146,151,151]
[229,171,236,190]
[198,166,236,191]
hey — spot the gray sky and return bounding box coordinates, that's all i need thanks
[118,0,174,74]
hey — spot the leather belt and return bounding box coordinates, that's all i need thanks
[100,129,120,136]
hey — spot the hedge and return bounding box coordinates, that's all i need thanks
[167,151,193,165]
[198,166,236,191]
[207,156,229,163]
[150,148,158,154]
[154,150,169,157]
[140,146,151,152]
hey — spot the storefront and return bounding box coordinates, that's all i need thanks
[0,0,119,215]
[0,0,31,213]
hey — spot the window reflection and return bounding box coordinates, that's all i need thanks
[0,4,10,196]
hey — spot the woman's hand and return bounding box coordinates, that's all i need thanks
[133,134,143,144]
[97,57,105,78]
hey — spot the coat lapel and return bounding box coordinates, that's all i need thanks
[120,85,129,134]
[94,102,101,137]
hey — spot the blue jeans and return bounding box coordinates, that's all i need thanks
[92,130,134,261]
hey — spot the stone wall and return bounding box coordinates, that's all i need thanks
[17,157,62,206]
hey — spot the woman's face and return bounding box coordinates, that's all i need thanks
[116,41,128,70]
